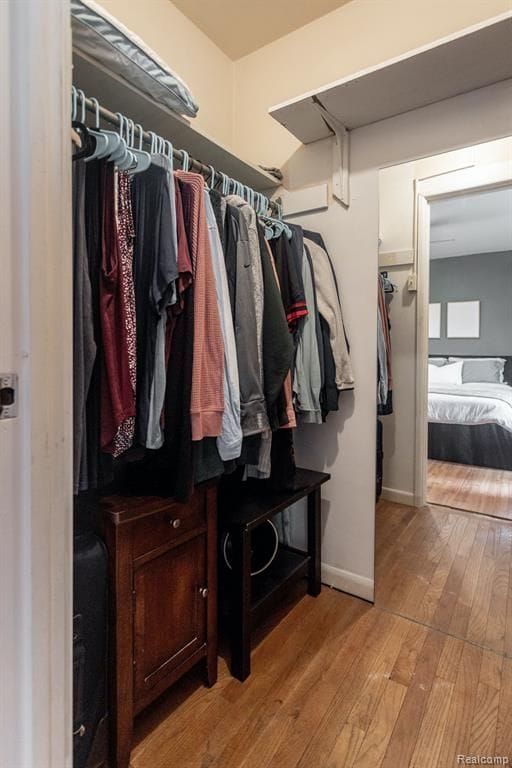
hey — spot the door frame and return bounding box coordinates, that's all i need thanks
[414,160,512,506]
[0,2,72,767]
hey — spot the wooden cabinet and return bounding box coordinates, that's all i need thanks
[99,485,217,768]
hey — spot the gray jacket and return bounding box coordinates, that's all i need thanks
[224,199,269,436]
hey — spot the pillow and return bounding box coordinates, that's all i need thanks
[429,361,463,387]
[448,357,506,384]
[71,0,199,118]
[429,357,448,367]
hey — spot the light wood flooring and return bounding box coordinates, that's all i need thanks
[132,501,512,768]
[428,459,512,520]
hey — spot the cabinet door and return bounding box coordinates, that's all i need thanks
[133,534,206,700]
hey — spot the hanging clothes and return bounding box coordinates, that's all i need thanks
[226,195,265,408]
[270,231,308,333]
[224,201,269,437]
[72,116,357,498]
[294,248,323,424]
[145,160,179,450]
[131,161,176,449]
[99,164,136,457]
[246,226,295,479]
[164,181,193,366]
[176,171,224,441]
[73,159,96,493]
[302,230,340,420]
[204,191,242,462]
[82,158,113,492]
[377,273,393,415]
[304,237,354,392]
[262,232,296,430]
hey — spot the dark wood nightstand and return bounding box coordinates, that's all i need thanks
[99,484,218,768]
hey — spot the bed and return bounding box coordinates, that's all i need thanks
[428,356,512,471]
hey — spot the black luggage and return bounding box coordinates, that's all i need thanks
[73,517,109,768]
[376,419,383,500]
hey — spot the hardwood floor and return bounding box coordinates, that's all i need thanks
[131,501,512,768]
[427,459,512,520]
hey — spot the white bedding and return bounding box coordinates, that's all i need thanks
[428,383,512,433]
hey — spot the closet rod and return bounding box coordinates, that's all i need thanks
[78,92,279,215]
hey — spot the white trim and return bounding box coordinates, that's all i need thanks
[414,160,512,508]
[381,487,419,507]
[414,191,431,507]
[321,563,374,602]
[0,3,73,767]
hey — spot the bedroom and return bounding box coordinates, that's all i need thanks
[427,187,512,518]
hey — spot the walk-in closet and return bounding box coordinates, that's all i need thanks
[3,2,512,767]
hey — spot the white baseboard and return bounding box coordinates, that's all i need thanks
[321,563,374,602]
[381,487,419,506]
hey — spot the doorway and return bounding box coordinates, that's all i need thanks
[426,187,512,520]
[374,146,512,681]
[414,161,512,515]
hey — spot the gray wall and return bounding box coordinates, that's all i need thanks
[429,251,512,356]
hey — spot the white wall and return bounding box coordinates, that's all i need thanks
[2,2,73,767]
[233,0,512,168]
[379,134,512,500]
[268,79,512,600]
[97,0,234,147]
[96,0,512,169]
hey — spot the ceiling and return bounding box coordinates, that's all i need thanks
[171,0,352,59]
[430,187,512,260]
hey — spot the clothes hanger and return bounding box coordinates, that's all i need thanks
[259,198,292,240]
[205,164,215,192]
[72,124,94,161]
[126,120,151,174]
[145,131,161,168]
[82,95,109,162]
[256,192,274,239]
[149,131,162,158]
[163,138,174,169]
[71,88,94,161]
[221,173,230,196]
[113,114,136,170]
[70,89,82,148]
[71,86,78,121]
[180,149,190,172]
[92,102,122,160]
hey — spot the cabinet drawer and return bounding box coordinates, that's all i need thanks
[132,492,206,559]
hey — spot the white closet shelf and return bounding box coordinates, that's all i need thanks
[73,50,280,191]
[269,12,512,143]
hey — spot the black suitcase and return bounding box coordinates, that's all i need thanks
[73,520,109,768]
[376,419,383,500]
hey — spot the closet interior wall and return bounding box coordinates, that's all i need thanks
[234,77,512,600]
[97,0,234,147]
